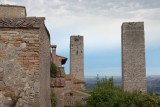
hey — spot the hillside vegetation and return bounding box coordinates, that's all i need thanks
[76,78,160,107]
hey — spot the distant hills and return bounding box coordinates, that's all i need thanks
[85,75,160,95]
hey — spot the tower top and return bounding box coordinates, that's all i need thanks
[51,45,57,49]
[70,35,83,37]
[0,5,26,18]
[122,22,144,30]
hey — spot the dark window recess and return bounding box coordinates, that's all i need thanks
[70,93,73,96]
[81,51,83,53]
[74,38,79,41]
[72,44,73,47]
[77,50,78,55]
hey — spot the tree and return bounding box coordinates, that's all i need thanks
[77,78,160,107]
[50,62,58,77]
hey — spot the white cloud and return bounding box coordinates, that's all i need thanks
[1,0,16,4]
[0,0,160,53]
[0,0,160,76]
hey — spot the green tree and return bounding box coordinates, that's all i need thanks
[77,78,160,107]
[51,91,57,107]
[50,62,58,77]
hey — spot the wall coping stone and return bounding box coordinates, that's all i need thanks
[0,17,45,29]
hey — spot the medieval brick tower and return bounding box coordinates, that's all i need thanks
[70,36,84,81]
[122,22,146,92]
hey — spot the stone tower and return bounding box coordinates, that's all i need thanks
[70,36,84,81]
[0,5,51,107]
[122,22,146,92]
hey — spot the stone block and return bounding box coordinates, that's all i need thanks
[0,85,5,91]
[0,50,6,57]
[7,63,14,71]
[0,67,3,72]
[3,91,14,97]
[0,76,3,81]
[20,43,27,49]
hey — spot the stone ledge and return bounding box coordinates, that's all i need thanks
[0,17,45,29]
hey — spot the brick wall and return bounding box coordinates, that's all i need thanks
[0,17,51,107]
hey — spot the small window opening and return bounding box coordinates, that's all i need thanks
[70,93,73,96]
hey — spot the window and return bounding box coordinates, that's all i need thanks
[70,93,73,96]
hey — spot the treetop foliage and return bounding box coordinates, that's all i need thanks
[76,78,160,107]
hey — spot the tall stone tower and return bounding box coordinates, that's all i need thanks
[0,5,51,107]
[70,36,84,81]
[122,22,146,92]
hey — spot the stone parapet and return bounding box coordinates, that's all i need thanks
[0,5,26,18]
[0,17,44,28]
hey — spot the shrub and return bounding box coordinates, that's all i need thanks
[80,78,160,107]
[51,91,57,107]
[50,62,58,77]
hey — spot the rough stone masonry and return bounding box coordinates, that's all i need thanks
[122,22,146,93]
[70,36,84,82]
[0,5,51,107]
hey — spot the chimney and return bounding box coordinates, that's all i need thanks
[51,45,57,64]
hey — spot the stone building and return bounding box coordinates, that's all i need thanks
[70,36,84,82]
[50,36,89,107]
[122,22,146,92]
[50,45,67,107]
[0,5,51,107]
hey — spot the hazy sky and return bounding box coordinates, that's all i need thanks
[2,0,160,76]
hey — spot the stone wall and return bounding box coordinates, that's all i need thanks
[0,17,51,107]
[51,88,64,107]
[122,22,146,92]
[64,90,89,107]
[73,83,85,91]
[0,5,26,18]
[70,36,84,81]
[39,23,51,107]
